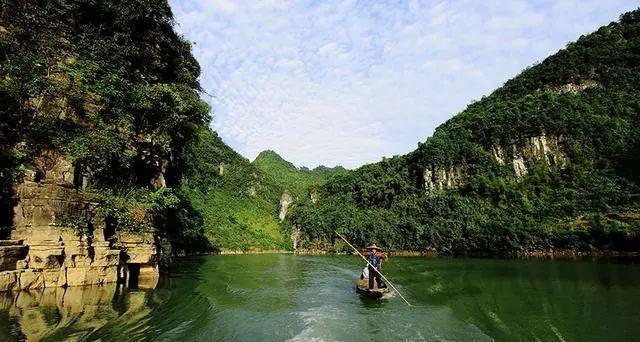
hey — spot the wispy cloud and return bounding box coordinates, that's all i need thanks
[169,0,637,168]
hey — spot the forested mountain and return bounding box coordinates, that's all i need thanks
[179,130,289,251]
[253,150,346,198]
[289,10,640,255]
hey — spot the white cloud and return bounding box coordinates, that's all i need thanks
[169,0,638,168]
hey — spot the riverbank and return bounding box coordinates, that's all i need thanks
[291,248,640,259]
[174,246,640,259]
[219,249,292,255]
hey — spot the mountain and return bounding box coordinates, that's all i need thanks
[252,150,346,198]
[288,9,640,255]
[179,131,289,252]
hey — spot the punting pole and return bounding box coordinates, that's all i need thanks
[335,231,411,306]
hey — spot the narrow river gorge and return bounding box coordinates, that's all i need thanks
[0,255,638,341]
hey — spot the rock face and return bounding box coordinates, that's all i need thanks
[548,80,598,94]
[308,189,319,203]
[0,153,159,292]
[423,165,466,193]
[492,134,567,178]
[279,191,294,221]
[290,226,302,251]
[424,134,568,193]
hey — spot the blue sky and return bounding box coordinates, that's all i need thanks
[169,0,638,169]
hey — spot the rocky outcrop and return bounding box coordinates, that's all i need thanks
[308,189,319,203]
[547,80,598,94]
[423,165,466,193]
[115,231,158,289]
[279,191,294,221]
[492,134,567,178]
[137,139,170,190]
[0,152,158,292]
[423,134,568,193]
[0,241,27,272]
[290,226,302,251]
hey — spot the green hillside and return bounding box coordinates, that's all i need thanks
[179,130,289,252]
[252,150,346,198]
[289,10,640,255]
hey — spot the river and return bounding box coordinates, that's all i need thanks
[0,255,638,341]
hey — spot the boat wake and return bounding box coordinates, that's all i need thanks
[382,291,397,300]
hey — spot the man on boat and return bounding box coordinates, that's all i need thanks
[365,244,386,290]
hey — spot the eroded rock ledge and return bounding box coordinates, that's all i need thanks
[423,134,568,193]
[0,154,158,292]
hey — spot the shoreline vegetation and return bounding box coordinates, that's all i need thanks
[181,248,640,260]
[294,249,640,259]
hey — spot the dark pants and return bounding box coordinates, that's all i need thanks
[368,266,383,289]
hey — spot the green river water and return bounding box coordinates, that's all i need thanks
[1,255,639,341]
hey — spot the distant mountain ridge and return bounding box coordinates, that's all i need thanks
[252,150,346,198]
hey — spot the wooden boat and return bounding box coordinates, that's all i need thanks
[356,278,389,298]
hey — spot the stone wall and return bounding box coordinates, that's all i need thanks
[0,152,159,292]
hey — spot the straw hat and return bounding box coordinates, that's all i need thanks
[367,244,382,251]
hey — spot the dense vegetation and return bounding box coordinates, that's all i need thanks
[174,144,346,252]
[0,0,212,253]
[289,10,640,255]
[179,129,289,251]
[0,0,342,254]
[0,0,326,253]
[252,150,346,199]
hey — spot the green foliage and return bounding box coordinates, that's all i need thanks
[186,188,289,251]
[0,1,210,186]
[0,0,211,253]
[252,150,346,199]
[178,128,290,251]
[92,187,181,234]
[289,9,640,255]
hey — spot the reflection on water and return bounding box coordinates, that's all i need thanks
[0,284,154,341]
[0,255,638,341]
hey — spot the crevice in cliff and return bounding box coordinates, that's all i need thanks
[127,264,140,289]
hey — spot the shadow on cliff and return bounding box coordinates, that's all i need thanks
[0,163,14,240]
[163,193,217,257]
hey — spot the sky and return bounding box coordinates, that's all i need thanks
[169,0,639,169]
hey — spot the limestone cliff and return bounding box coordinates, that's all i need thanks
[0,153,158,292]
[279,191,294,221]
[1,0,212,283]
[423,134,567,193]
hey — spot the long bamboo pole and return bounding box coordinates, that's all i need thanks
[335,231,411,306]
